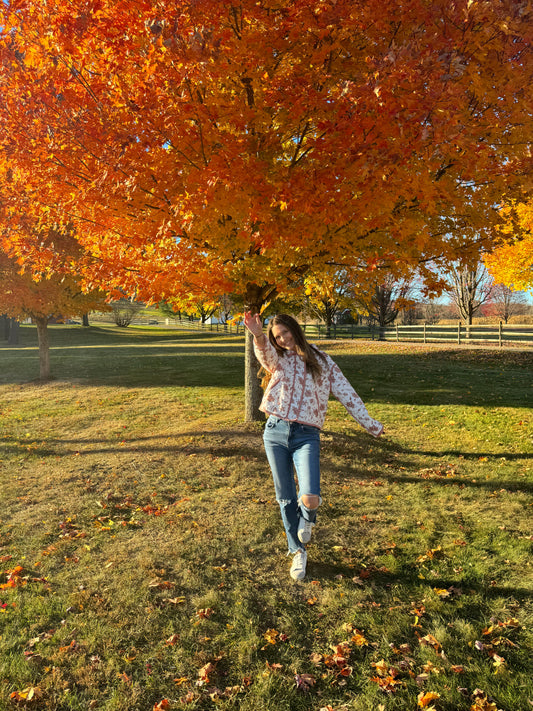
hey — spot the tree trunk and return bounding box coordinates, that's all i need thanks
[82,313,90,327]
[8,318,20,345]
[1,315,9,340]
[244,328,264,422]
[35,316,51,380]
[243,282,277,422]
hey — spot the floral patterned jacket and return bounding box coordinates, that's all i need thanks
[254,337,384,436]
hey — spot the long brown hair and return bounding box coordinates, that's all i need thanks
[259,314,326,387]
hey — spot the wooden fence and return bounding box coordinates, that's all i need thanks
[382,322,533,347]
[170,318,532,348]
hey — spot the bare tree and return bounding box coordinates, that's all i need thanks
[420,300,442,324]
[488,284,528,323]
[446,262,493,325]
[354,274,414,329]
[400,303,423,325]
[111,298,142,327]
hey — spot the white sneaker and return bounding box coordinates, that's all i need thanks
[298,517,314,544]
[290,550,307,581]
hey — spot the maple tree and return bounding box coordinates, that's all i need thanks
[353,272,415,328]
[483,284,528,323]
[303,267,358,337]
[485,201,533,292]
[0,248,108,379]
[1,0,532,415]
[446,260,493,325]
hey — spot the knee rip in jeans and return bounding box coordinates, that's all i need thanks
[299,494,322,511]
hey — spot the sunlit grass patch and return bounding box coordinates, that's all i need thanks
[0,327,531,710]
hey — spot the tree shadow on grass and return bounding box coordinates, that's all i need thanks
[2,327,531,407]
[2,427,531,494]
[307,560,532,602]
[320,430,533,492]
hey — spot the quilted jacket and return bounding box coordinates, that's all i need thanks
[254,336,384,436]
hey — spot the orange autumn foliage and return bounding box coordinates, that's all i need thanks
[0,0,531,308]
[0,247,108,378]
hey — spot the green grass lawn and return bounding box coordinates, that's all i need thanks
[0,325,531,711]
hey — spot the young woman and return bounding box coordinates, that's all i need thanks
[243,312,384,581]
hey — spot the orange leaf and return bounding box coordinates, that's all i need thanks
[153,700,171,711]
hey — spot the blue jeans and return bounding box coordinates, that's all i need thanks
[263,416,321,554]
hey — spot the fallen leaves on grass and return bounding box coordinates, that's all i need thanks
[417,633,444,656]
[263,628,279,645]
[264,661,284,673]
[0,565,24,589]
[416,546,444,563]
[310,638,358,683]
[195,607,214,619]
[148,579,175,590]
[294,673,316,691]
[165,634,180,646]
[473,617,521,673]
[370,659,405,694]
[58,517,86,539]
[0,565,48,591]
[470,689,504,711]
[418,690,441,708]
[198,662,216,684]
[173,677,189,686]
[58,640,79,654]
[9,687,43,705]
[370,673,403,694]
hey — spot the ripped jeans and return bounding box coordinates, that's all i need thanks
[263,416,321,554]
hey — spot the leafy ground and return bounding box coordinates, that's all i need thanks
[0,325,531,711]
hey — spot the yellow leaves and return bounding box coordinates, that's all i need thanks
[371,658,390,676]
[370,672,403,694]
[418,691,441,708]
[482,618,520,635]
[263,628,279,645]
[22,46,43,70]
[166,596,186,605]
[148,579,174,590]
[485,200,533,290]
[351,630,368,647]
[416,546,444,564]
[9,686,43,705]
[470,690,504,711]
[433,588,451,599]
[261,628,288,649]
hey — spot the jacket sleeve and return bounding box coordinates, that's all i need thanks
[253,336,280,373]
[329,361,384,437]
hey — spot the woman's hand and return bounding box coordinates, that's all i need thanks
[368,421,384,438]
[243,311,264,338]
